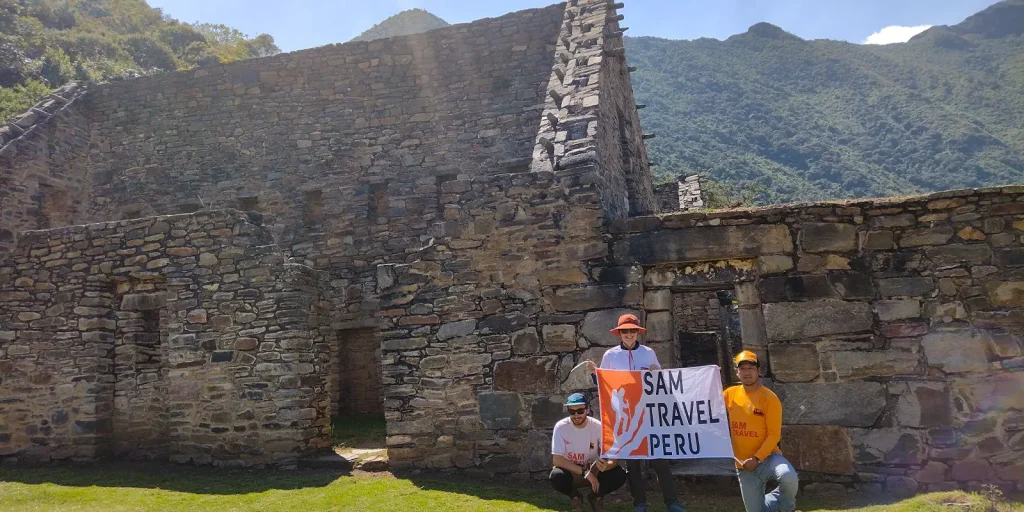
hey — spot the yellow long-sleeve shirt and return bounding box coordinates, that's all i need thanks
[723,384,782,466]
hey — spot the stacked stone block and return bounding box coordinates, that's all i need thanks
[608,186,1024,493]
[530,0,653,219]
[376,167,611,473]
[0,0,1015,498]
[655,175,706,213]
[77,4,566,347]
[0,82,91,256]
[0,210,330,466]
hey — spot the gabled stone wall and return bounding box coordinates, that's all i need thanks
[73,3,566,342]
[0,82,92,257]
[0,210,330,466]
[374,0,655,473]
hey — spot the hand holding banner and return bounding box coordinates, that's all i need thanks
[596,365,734,460]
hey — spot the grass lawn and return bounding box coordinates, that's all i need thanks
[0,463,1022,512]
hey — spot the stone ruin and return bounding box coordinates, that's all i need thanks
[655,175,706,212]
[1,0,1023,496]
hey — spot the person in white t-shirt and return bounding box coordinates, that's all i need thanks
[584,314,687,512]
[550,392,627,511]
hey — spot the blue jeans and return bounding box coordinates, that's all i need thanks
[736,453,798,512]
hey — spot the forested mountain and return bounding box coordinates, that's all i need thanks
[627,0,1024,204]
[350,9,449,42]
[0,0,279,120]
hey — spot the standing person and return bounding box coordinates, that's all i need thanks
[585,314,687,512]
[550,393,627,512]
[724,351,799,512]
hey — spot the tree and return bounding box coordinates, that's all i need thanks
[157,23,207,53]
[39,47,74,86]
[0,0,23,33]
[0,35,28,87]
[246,33,280,58]
[124,35,177,70]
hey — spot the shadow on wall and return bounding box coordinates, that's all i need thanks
[0,462,346,495]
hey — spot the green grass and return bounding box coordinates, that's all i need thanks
[331,415,387,449]
[0,464,1021,512]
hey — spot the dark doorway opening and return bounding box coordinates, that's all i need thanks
[674,289,741,385]
[329,328,385,451]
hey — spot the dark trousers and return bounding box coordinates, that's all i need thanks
[549,466,628,498]
[626,459,680,506]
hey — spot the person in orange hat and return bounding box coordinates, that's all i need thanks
[583,314,686,512]
[724,350,798,512]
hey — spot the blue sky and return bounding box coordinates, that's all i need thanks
[149,0,1002,53]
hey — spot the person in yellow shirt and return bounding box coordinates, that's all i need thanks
[723,351,798,512]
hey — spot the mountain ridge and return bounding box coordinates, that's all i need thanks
[350,9,450,42]
[626,0,1024,204]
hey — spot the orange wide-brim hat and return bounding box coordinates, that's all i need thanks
[610,313,646,334]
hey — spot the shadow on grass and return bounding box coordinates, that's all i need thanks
[0,461,348,495]
[332,414,386,450]
[403,473,568,511]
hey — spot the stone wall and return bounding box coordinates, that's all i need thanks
[528,0,653,220]
[597,8,655,217]
[675,291,722,332]
[373,0,654,473]
[0,210,331,466]
[376,167,610,472]
[0,0,658,471]
[378,181,1024,494]
[608,186,1024,493]
[655,175,706,213]
[332,328,383,417]
[654,181,680,212]
[76,4,566,338]
[0,82,91,257]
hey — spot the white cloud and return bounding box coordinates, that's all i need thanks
[863,25,932,45]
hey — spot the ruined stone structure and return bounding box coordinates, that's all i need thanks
[655,175,706,213]
[1,0,1023,496]
[0,211,331,465]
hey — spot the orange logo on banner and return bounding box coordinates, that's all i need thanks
[597,369,649,457]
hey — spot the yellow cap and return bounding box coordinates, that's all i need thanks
[733,350,759,367]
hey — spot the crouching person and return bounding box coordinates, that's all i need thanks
[725,351,799,512]
[550,393,627,511]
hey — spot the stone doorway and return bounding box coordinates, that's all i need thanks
[330,328,384,418]
[673,289,741,386]
[670,287,746,478]
[327,328,387,470]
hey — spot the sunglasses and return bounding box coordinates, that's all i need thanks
[567,407,587,416]
[618,329,639,334]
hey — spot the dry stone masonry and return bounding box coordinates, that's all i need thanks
[0,210,331,466]
[655,175,706,213]
[0,0,1022,498]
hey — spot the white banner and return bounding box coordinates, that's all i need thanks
[597,366,734,460]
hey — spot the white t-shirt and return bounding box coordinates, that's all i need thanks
[600,344,660,371]
[551,416,602,465]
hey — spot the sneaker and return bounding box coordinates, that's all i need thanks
[571,496,584,512]
[666,502,687,512]
[587,493,604,512]
[632,504,648,512]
